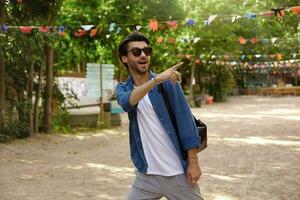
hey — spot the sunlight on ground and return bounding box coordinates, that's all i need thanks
[73,129,124,140]
[212,194,238,200]
[203,113,300,121]
[96,194,114,199]
[208,174,238,181]
[223,136,300,146]
[203,113,267,119]
[66,165,83,170]
[86,163,134,173]
[257,109,300,115]
[279,116,300,120]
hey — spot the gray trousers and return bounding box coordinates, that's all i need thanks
[127,171,204,200]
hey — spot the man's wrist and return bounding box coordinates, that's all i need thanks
[187,148,198,157]
[151,77,158,86]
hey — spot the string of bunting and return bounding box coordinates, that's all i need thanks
[209,59,300,75]
[0,5,299,36]
[176,53,300,63]
[1,5,299,63]
[1,23,299,47]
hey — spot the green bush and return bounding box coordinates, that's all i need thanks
[208,65,235,102]
[0,121,29,142]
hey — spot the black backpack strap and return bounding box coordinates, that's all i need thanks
[158,84,178,132]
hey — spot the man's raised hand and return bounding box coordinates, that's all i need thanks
[155,62,184,84]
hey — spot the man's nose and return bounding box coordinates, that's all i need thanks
[140,50,146,57]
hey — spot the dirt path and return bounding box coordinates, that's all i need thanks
[1,96,300,200]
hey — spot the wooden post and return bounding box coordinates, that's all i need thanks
[99,63,104,127]
[44,44,53,133]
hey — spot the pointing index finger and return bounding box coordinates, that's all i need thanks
[172,62,184,70]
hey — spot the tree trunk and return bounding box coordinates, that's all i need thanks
[43,45,54,133]
[42,1,63,133]
[33,65,42,134]
[0,0,6,130]
[189,58,196,107]
[27,63,34,136]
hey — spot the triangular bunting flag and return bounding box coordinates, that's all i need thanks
[90,28,98,37]
[246,12,256,19]
[250,38,257,44]
[59,26,66,37]
[239,37,247,44]
[0,24,8,33]
[81,25,94,31]
[167,21,178,29]
[187,19,196,26]
[109,23,116,32]
[73,29,87,37]
[39,26,49,33]
[149,19,158,32]
[20,26,33,33]
[290,6,300,14]
[193,37,201,43]
[208,15,217,25]
[136,25,142,31]
[232,15,242,22]
[271,38,278,44]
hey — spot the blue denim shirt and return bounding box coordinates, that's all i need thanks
[116,71,200,173]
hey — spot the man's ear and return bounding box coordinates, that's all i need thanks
[121,55,127,64]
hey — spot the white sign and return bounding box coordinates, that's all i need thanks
[86,63,115,100]
[57,77,88,98]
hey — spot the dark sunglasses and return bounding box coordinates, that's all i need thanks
[127,47,152,57]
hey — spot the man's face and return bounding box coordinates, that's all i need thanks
[121,41,151,74]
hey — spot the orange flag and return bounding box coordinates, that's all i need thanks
[149,19,158,32]
[239,37,247,44]
[291,6,300,14]
[277,54,282,60]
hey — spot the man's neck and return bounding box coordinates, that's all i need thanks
[130,71,149,87]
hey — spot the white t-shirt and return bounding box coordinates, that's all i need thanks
[137,94,184,176]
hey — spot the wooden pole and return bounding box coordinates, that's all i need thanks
[44,44,53,133]
[98,63,104,127]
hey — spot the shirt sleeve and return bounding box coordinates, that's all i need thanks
[116,82,137,112]
[164,81,200,151]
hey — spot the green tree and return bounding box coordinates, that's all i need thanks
[0,0,6,131]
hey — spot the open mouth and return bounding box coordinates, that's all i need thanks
[138,61,147,65]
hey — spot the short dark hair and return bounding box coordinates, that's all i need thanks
[118,32,150,68]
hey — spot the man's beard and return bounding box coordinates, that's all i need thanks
[129,62,149,75]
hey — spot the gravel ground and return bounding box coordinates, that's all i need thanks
[0,95,299,200]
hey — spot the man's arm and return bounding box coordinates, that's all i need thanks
[187,148,202,187]
[129,78,158,106]
[129,62,184,106]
